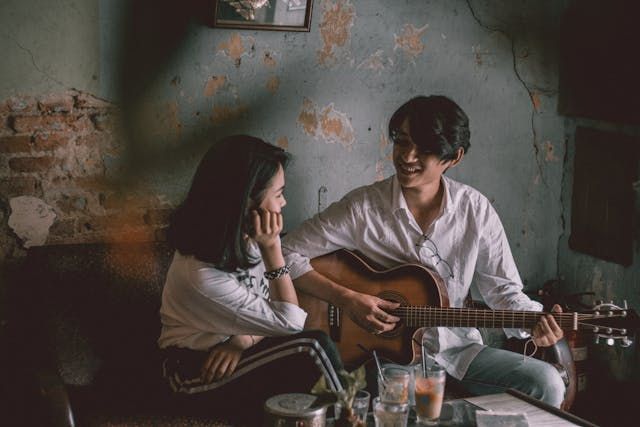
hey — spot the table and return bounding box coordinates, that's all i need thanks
[464,389,599,427]
[332,389,599,426]
[328,399,477,426]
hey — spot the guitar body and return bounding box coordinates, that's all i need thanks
[299,249,577,410]
[300,249,449,367]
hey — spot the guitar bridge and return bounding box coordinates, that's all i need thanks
[328,304,341,342]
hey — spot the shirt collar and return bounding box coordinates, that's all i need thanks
[391,175,409,216]
[391,174,454,217]
[441,175,454,214]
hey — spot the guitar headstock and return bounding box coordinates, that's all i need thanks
[579,301,639,347]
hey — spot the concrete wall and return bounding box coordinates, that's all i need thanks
[0,0,100,98]
[1,0,570,293]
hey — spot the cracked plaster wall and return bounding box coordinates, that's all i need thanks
[1,0,572,294]
[0,0,100,98]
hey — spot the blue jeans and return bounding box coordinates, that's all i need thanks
[453,346,566,408]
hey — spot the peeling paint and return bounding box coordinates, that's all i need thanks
[318,0,355,66]
[266,76,280,94]
[8,196,56,247]
[217,33,254,66]
[276,136,288,149]
[263,51,277,68]
[544,141,558,162]
[297,98,355,149]
[297,98,318,136]
[394,23,428,59]
[211,103,248,125]
[357,50,393,72]
[531,90,541,112]
[318,104,355,149]
[471,45,493,67]
[376,127,393,181]
[204,76,226,97]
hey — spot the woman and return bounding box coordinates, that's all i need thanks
[158,135,343,424]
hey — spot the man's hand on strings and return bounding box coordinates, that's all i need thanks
[343,290,400,335]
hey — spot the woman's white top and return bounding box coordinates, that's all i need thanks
[158,247,307,350]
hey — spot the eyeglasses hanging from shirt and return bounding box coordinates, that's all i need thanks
[415,235,454,279]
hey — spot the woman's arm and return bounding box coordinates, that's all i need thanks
[200,335,265,383]
[251,209,298,305]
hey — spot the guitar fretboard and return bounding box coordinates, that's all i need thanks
[393,307,587,330]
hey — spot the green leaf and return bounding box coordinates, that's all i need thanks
[311,375,329,395]
[310,365,368,411]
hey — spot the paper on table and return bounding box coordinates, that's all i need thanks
[476,410,529,427]
[464,394,581,427]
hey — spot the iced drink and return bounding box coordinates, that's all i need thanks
[373,397,409,427]
[378,366,410,404]
[414,365,445,425]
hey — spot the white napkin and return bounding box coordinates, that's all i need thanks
[476,410,529,427]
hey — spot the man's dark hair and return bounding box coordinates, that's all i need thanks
[388,95,470,161]
[167,135,290,272]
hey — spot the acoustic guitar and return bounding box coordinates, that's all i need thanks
[298,249,637,410]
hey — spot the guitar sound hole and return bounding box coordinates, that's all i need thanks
[377,290,408,338]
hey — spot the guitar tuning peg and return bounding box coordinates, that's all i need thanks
[606,337,615,346]
[623,300,629,309]
[596,300,603,305]
[594,335,600,344]
[621,337,633,348]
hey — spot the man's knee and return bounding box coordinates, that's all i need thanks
[532,362,565,408]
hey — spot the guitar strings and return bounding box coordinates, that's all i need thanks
[388,306,616,329]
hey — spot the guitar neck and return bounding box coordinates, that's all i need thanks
[394,306,579,330]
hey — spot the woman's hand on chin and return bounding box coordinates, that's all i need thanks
[251,209,283,251]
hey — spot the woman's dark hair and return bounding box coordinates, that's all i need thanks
[167,135,290,272]
[388,95,470,161]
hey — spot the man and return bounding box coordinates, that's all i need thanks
[282,95,566,407]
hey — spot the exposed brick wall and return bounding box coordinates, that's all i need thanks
[0,90,172,250]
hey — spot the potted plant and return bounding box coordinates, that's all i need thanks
[311,366,367,427]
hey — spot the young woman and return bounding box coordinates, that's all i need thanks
[158,135,343,424]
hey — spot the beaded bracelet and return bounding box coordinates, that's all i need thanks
[264,264,291,280]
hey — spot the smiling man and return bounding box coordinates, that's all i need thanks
[282,95,566,407]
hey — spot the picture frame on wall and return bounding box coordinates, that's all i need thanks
[214,0,314,32]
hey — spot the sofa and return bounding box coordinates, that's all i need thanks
[6,241,233,427]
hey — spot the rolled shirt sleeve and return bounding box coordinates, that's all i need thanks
[474,203,542,338]
[283,195,360,279]
[159,252,307,350]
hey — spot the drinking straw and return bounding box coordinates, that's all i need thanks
[372,350,384,382]
[412,337,427,375]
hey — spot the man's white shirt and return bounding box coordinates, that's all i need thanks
[282,175,541,379]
